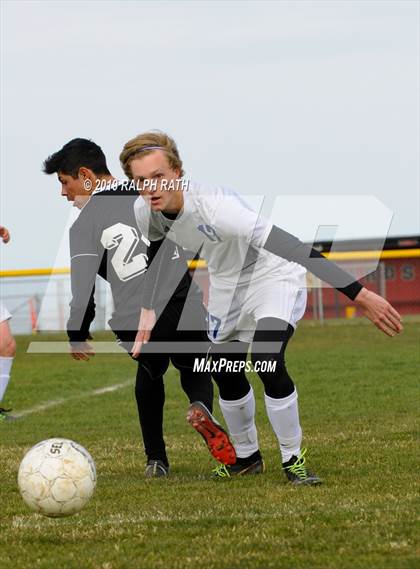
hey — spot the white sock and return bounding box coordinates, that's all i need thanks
[264,389,302,463]
[0,356,14,402]
[219,388,259,459]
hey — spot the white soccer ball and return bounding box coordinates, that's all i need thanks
[18,438,96,518]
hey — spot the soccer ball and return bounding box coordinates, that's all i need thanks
[18,438,96,518]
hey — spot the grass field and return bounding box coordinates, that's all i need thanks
[1,320,419,569]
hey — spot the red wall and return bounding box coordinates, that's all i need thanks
[305,257,420,318]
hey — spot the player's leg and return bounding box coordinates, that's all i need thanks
[172,353,237,465]
[115,328,170,476]
[251,317,320,485]
[169,297,214,409]
[204,286,264,472]
[0,305,16,422]
[135,353,171,477]
[210,342,264,476]
[168,297,236,465]
[172,352,213,414]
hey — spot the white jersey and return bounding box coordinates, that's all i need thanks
[134,180,306,290]
[134,181,307,342]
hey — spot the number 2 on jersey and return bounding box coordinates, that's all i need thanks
[101,223,148,281]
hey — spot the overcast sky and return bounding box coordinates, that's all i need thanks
[1,0,418,270]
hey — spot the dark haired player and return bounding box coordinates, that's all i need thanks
[43,138,236,476]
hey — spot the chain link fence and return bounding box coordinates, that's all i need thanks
[1,274,113,335]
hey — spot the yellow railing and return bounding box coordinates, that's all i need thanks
[1,249,419,277]
[0,267,70,277]
[322,249,420,261]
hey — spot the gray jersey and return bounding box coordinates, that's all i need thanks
[68,187,197,338]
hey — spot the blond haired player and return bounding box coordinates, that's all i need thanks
[120,132,402,484]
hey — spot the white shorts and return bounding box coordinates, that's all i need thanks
[207,276,307,343]
[0,301,12,324]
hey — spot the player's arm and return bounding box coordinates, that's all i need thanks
[68,255,98,361]
[262,225,402,336]
[211,195,363,299]
[67,223,104,360]
[210,194,402,337]
[132,237,183,358]
[68,290,96,361]
[141,238,174,308]
[131,239,165,357]
[132,200,172,357]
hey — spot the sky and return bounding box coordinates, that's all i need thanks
[0,0,419,270]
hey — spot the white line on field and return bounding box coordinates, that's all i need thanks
[13,379,133,419]
[92,383,129,395]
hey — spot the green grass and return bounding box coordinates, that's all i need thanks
[1,320,419,569]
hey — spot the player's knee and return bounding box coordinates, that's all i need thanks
[252,351,294,399]
[135,367,164,401]
[212,369,250,401]
[209,348,251,400]
[0,333,16,357]
[137,355,169,381]
[250,350,279,374]
[170,353,196,372]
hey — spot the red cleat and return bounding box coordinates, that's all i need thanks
[186,401,236,465]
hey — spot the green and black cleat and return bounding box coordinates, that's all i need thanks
[282,448,322,485]
[212,455,265,478]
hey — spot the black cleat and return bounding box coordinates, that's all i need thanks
[282,448,322,485]
[212,452,265,478]
[145,460,169,478]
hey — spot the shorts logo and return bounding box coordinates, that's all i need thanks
[197,225,221,242]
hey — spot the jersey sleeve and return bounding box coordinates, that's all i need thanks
[263,225,363,300]
[67,207,102,341]
[134,197,165,242]
[209,193,272,246]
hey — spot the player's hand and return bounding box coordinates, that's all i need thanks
[354,287,403,337]
[131,308,156,358]
[70,341,95,361]
[0,226,10,243]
